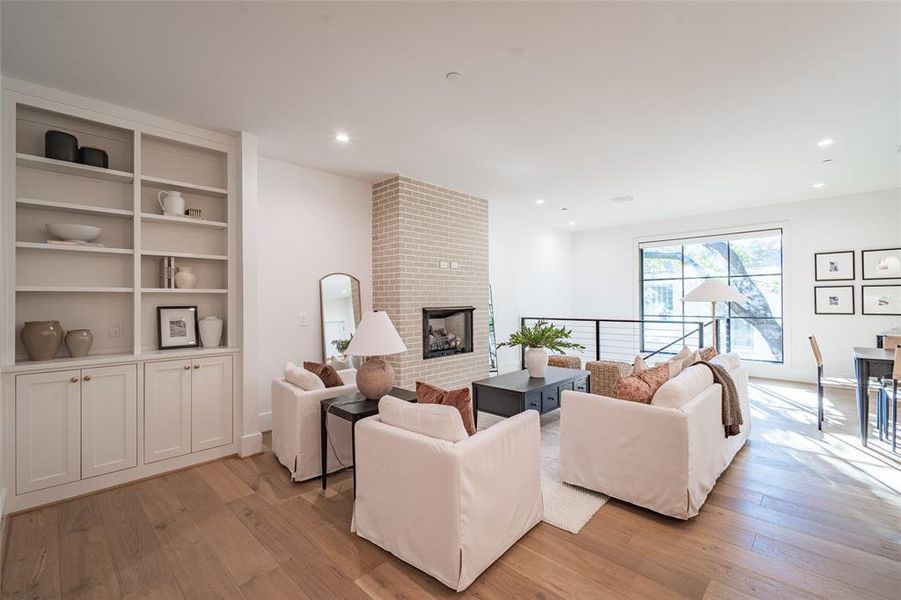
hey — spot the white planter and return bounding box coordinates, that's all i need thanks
[199,316,223,347]
[525,347,549,378]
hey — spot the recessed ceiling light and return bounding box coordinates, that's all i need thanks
[817,138,834,147]
[569,221,576,226]
[335,132,350,143]
[611,195,633,203]
[561,207,568,212]
[822,158,834,164]
[535,198,545,205]
[445,71,463,81]
[812,182,825,188]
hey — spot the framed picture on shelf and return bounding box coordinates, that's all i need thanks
[814,286,855,315]
[862,285,901,316]
[814,251,855,281]
[157,305,199,349]
[862,248,901,280]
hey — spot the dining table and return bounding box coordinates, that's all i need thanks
[852,347,895,447]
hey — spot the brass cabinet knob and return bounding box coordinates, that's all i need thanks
[193,364,200,369]
[184,365,191,370]
[83,375,92,381]
[70,376,78,383]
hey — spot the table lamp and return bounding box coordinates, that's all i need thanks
[681,280,747,350]
[345,310,407,399]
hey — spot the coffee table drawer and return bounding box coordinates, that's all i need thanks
[541,388,559,412]
[524,392,541,412]
[574,377,589,393]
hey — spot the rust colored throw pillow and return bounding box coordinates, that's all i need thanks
[611,375,653,403]
[303,361,344,388]
[698,346,718,362]
[638,363,670,396]
[416,381,476,435]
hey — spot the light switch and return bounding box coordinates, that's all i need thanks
[450,261,459,269]
[439,261,449,269]
[299,313,308,326]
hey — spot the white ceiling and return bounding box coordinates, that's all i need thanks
[2,1,899,230]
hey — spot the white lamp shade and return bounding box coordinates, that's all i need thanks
[344,311,407,356]
[681,279,748,304]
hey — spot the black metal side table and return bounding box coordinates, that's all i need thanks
[319,386,417,494]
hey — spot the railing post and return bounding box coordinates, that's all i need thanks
[520,317,526,370]
[698,322,704,349]
[594,320,600,362]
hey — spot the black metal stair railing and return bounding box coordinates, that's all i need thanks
[518,317,717,368]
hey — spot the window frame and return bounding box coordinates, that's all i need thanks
[638,227,785,364]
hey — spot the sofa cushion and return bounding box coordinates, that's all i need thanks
[651,364,715,409]
[710,351,741,372]
[416,381,476,435]
[284,362,325,391]
[611,375,653,403]
[698,346,718,362]
[632,354,649,374]
[548,355,582,369]
[586,360,633,396]
[303,361,344,388]
[639,362,670,394]
[378,395,468,442]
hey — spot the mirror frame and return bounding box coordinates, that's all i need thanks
[319,272,362,363]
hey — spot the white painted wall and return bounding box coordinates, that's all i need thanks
[571,188,901,382]
[489,210,574,373]
[256,157,371,429]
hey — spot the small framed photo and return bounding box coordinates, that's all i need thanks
[862,285,901,316]
[814,251,855,281]
[862,248,901,280]
[814,286,855,315]
[157,306,199,349]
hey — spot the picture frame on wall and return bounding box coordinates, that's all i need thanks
[862,247,901,280]
[814,250,855,281]
[814,285,855,315]
[157,305,199,349]
[862,285,901,316]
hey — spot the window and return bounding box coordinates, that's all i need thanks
[639,229,783,363]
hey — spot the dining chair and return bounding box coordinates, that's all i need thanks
[884,334,901,350]
[808,335,825,430]
[879,346,900,452]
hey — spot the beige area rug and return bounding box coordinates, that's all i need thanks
[478,411,608,534]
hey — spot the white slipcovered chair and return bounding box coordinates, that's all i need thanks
[352,396,543,592]
[560,355,750,519]
[271,366,357,481]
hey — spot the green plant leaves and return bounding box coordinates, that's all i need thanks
[496,320,586,354]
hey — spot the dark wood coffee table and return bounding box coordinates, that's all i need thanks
[320,386,416,494]
[471,367,590,427]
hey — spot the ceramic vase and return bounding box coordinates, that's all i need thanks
[175,266,197,289]
[65,329,93,357]
[199,316,223,347]
[21,320,64,361]
[525,346,549,378]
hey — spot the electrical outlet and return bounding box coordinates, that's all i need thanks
[298,313,308,327]
[439,260,449,269]
[450,261,459,269]
[109,322,123,338]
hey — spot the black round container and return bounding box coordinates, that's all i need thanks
[45,130,78,162]
[77,147,109,169]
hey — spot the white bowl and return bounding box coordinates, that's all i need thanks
[45,223,102,243]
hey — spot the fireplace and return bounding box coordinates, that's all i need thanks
[422,306,475,360]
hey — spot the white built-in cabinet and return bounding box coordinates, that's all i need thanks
[144,355,232,463]
[16,364,136,494]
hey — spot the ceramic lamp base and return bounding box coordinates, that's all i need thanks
[356,358,396,400]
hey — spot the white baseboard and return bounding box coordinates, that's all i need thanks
[259,410,272,432]
[239,432,263,457]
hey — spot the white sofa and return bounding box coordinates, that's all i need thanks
[271,368,357,482]
[559,357,750,519]
[352,397,543,592]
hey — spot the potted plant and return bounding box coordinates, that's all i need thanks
[331,336,352,356]
[497,320,585,378]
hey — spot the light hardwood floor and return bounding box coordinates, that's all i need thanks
[2,379,900,599]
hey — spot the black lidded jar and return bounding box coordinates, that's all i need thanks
[45,130,79,162]
[77,146,109,168]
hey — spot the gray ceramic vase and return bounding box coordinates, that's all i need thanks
[65,329,94,358]
[21,320,64,361]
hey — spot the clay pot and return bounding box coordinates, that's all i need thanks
[21,321,64,361]
[199,316,223,348]
[175,266,197,289]
[65,329,94,358]
[356,358,396,399]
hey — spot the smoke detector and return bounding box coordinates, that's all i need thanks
[611,195,633,203]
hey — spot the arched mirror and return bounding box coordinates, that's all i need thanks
[320,273,362,366]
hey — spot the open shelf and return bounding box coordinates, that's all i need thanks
[16,286,134,293]
[16,242,133,255]
[141,250,227,261]
[17,197,134,219]
[17,153,134,183]
[141,213,227,229]
[141,288,228,294]
[141,175,227,198]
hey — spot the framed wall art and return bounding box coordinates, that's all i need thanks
[861,285,901,316]
[157,305,199,349]
[814,251,855,281]
[814,285,855,315]
[862,248,901,280]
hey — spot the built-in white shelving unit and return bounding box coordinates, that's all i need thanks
[16,152,134,182]
[141,174,227,198]
[141,213,227,229]
[140,250,228,261]
[141,288,228,294]
[16,241,134,255]
[17,197,134,218]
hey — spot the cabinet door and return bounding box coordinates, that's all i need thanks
[16,370,81,493]
[82,364,137,478]
[144,360,192,463]
[191,355,233,452]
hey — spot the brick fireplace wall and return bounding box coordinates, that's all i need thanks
[372,176,490,389]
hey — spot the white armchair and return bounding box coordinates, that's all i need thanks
[352,398,543,592]
[271,367,357,481]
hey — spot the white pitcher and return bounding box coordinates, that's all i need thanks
[158,191,186,216]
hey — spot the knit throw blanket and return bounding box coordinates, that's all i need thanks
[696,361,743,437]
